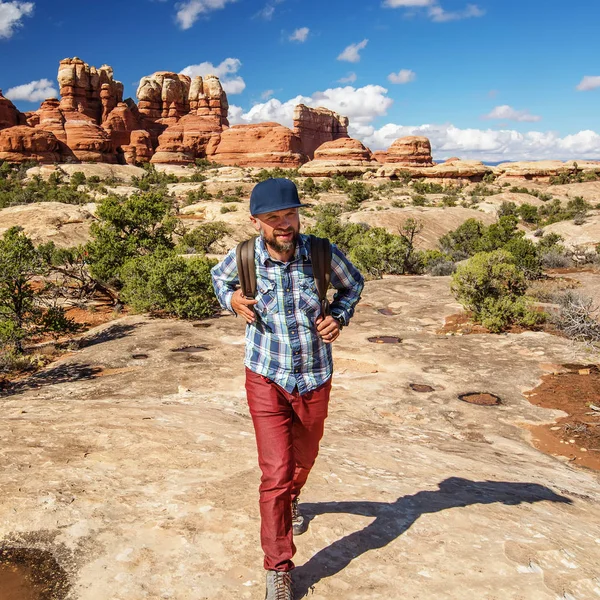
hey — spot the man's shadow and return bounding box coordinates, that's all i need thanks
[294,477,572,597]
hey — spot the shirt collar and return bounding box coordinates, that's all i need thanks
[256,233,309,265]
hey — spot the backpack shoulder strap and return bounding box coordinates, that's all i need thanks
[236,237,258,298]
[308,234,332,316]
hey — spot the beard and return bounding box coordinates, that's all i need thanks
[261,226,300,254]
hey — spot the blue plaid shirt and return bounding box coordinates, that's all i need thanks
[211,234,364,394]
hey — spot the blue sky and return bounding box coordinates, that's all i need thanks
[1,0,600,160]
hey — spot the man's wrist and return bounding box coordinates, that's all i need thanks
[332,314,345,330]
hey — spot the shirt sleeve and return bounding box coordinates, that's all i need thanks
[329,243,364,326]
[210,248,239,315]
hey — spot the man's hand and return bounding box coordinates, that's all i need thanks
[232,289,258,324]
[316,315,341,344]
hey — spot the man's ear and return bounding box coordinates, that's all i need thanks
[249,216,260,232]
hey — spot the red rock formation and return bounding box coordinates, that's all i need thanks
[58,57,123,124]
[0,126,62,163]
[293,104,348,159]
[122,130,154,165]
[35,99,67,143]
[299,138,378,178]
[63,116,115,163]
[211,123,305,167]
[0,91,25,130]
[373,151,387,164]
[385,136,433,166]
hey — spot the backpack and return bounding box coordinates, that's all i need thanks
[236,235,331,316]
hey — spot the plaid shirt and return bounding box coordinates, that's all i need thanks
[211,234,364,394]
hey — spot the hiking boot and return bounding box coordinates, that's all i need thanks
[292,498,308,536]
[265,570,294,600]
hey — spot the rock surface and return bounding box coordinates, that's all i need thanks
[299,138,379,177]
[0,277,599,599]
[384,136,434,167]
[211,122,306,167]
[0,90,25,129]
[496,160,600,181]
[375,160,493,182]
[0,201,95,247]
[293,104,349,159]
[0,125,63,163]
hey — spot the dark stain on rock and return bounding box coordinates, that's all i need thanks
[368,336,402,344]
[458,392,502,406]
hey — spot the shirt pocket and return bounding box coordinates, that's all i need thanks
[298,276,321,315]
[256,279,279,316]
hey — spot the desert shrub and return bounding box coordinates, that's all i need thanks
[254,167,299,183]
[131,163,179,190]
[221,194,242,203]
[86,191,178,287]
[185,184,213,204]
[441,195,457,207]
[517,203,539,224]
[439,218,486,260]
[120,253,218,319]
[70,171,87,187]
[194,158,222,171]
[302,177,319,197]
[220,205,237,214]
[498,201,518,217]
[551,292,600,347]
[573,213,587,226]
[421,249,456,276]
[177,222,230,254]
[0,227,77,352]
[411,194,427,206]
[331,174,350,192]
[412,180,444,194]
[470,183,496,197]
[451,249,543,332]
[319,178,333,192]
[541,250,572,269]
[346,181,372,209]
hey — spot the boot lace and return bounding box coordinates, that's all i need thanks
[275,571,293,600]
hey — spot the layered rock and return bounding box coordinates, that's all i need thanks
[211,123,306,167]
[376,159,493,182]
[293,104,348,159]
[496,160,600,181]
[373,151,388,164]
[0,126,63,163]
[384,136,434,166]
[299,138,378,177]
[58,57,123,123]
[0,91,25,130]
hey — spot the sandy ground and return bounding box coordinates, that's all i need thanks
[1,276,599,600]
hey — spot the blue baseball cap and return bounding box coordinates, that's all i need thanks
[250,178,306,217]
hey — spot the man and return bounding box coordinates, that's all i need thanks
[211,178,364,600]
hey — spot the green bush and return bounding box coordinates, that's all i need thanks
[346,182,372,209]
[451,249,543,332]
[254,168,299,183]
[86,191,178,286]
[120,253,218,319]
[412,194,427,206]
[177,222,230,254]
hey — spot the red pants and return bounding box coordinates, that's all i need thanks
[245,368,332,571]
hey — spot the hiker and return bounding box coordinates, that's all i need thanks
[211,177,364,599]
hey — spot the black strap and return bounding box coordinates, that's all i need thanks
[236,237,258,298]
[309,235,332,316]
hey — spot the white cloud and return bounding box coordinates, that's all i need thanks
[428,3,484,21]
[5,78,57,102]
[0,1,34,39]
[337,39,368,63]
[180,57,246,94]
[229,84,393,128]
[388,69,416,84]
[576,76,600,92]
[289,27,309,42]
[261,89,275,100]
[383,0,485,22]
[351,121,600,161]
[483,105,541,123]
[175,0,236,30]
[338,72,357,84]
[255,0,284,20]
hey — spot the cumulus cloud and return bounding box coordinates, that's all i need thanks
[180,57,245,94]
[228,84,393,128]
[428,3,484,21]
[175,0,236,30]
[337,39,368,63]
[383,0,485,22]
[289,27,309,42]
[576,76,600,91]
[351,121,600,161]
[338,72,357,84]
[261,89,275,100]
[483,105,541,123]
[5,78,57,102]
[255,0,284,20]
[388,69,416,84]
[0,1,34,39]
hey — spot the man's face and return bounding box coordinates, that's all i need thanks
[251,207,301,254]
